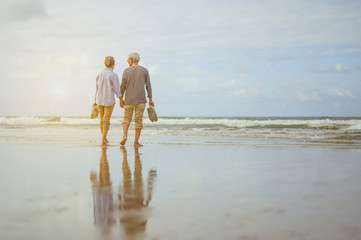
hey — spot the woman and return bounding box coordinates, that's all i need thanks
[93,56,123,145]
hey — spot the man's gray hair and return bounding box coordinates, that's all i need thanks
[128,52,140,62]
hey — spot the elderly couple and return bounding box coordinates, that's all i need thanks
[93,53,154,147]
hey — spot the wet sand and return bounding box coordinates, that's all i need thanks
[0,140,361,240]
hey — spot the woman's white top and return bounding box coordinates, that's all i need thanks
[94,68,122,106]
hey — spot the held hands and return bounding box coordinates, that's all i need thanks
[93,102,97,107]
[119,98,124,108]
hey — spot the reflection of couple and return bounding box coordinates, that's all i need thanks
[90,147,115,227]
[93,53,154,146]
[119,147,157,237]
[90,147,157,238]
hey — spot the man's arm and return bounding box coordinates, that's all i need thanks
[145,69,154,106]
[120,71,127,97]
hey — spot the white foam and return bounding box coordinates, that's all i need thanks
[155,118,361,130]
[0,117,48,125]
[0,117,360,131]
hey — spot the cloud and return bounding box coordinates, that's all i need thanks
[333,63,350,72]
[1,0,361,57]
[0,0,47,22]
[310,63,351,73]
[167,67,212,94]
[326,89,357,100]
[169,67,258,100]
[319,48,361,56]
[145,64,159,76]
[29,0,360,52]
[276,77,359,107]
[217,79,260,99]
[231,64,251,74]
[296,91,321,102]
[354,64,361,71]
[0,0,361,116]
[269,55,293,62]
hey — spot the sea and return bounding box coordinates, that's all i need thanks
[1,116,361,240]
[1,116,361,148]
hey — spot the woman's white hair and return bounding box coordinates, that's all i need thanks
[128,52,140,62]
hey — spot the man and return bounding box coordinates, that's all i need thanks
[119,52,154,147]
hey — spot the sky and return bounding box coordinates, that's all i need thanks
[0,0,360,117]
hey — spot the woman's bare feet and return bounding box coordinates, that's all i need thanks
[101,141,109,146]
[134,142,143,147]
[120,137,127,145]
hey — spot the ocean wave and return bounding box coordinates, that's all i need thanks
[155,118,361,131]
[327,134,361,141]
[0,116,360,131]
[0,117,108,125]
[245,124,346,130]
[1,116,361,146]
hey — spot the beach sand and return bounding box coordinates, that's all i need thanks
[1,136,361,240]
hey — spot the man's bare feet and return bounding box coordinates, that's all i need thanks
[101,141,109,146]
[120,137,127,145]
[134,142,143,147]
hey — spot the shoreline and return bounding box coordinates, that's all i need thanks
[1,127,360,150]
[1,116,360,149]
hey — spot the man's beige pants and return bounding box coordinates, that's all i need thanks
[123,103,146,129]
